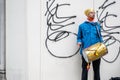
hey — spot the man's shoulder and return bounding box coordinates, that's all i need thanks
[79,21,88,26]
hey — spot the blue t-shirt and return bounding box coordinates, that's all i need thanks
[77,21,103,54]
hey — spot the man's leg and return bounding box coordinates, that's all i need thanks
[92,58,101,80]
[81,56,88,80]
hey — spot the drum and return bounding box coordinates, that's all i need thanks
[82,42,108,62]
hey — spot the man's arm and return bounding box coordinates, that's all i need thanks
[77,25,82,46]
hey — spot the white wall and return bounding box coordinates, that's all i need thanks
[95,0,120,79]
[41,0,93,80]
[41,0,120,80]
[6,0,41,80]
[27,0,41,80]
[6,0,120,80]
[6,0,28,80]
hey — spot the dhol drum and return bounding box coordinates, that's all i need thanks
[82,42,108,62]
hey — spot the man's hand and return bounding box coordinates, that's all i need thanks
[87,63,90,70]
[77,43,81,47]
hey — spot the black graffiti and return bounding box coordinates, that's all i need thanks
[45,0,78,58]
[96,0,120,63]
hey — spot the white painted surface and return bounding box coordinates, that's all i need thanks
[41,0,120,80]
[6,0,28,80]
[27,0,41,80]
[5,0,120,80]
[6,0,41,80]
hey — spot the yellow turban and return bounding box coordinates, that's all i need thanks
[84,8,95,16]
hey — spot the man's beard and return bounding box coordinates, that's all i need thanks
[87,16,94,21]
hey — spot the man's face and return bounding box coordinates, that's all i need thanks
[88,12,95,18]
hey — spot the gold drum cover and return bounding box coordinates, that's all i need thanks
[82,42,108,62]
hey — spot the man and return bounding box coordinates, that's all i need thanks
[77,8,103,80]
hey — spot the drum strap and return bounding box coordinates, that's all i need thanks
[95,23,101,39]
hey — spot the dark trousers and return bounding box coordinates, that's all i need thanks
[81,56,101,80]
